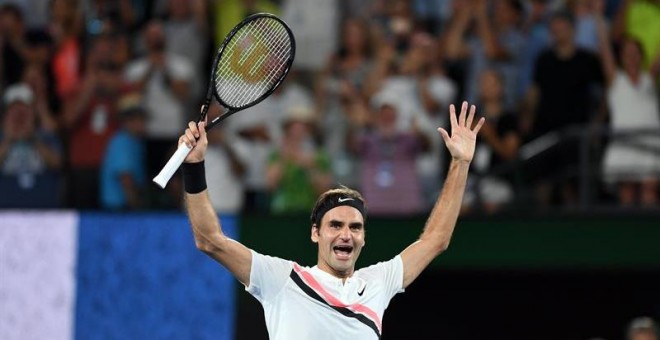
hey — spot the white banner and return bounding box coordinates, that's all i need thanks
[0,211,78,340]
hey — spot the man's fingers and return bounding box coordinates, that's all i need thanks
[180,134,194,148]
[449,104,458,129]
[459,101,468,126]
[184,129,196,147]
[197,121,207,140]
[473,117,486,134]
[438,127,450,144]
[466,105,476,128]
[188,121,199,138]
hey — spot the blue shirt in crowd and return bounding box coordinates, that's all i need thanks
[100,130,146,210]
[0,132,63,208]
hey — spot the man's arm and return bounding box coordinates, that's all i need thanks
[400,102,484,288]
[181,120,253,286]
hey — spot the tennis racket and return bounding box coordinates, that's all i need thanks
[153,13,296,189]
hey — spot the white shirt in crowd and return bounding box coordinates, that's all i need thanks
[124,55,194,139]
[205,144,244,214]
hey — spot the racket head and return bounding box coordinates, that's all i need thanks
[210,13,296,116]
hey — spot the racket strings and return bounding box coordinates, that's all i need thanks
[214,17,292,109]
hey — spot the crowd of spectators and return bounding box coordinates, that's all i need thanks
[0,0,658,215]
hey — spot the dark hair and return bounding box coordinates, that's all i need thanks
[336,17,373,59]
[310,185,367,226]
[614,35,646,67]
[0,3,23,21]
[97,60,121,72]
[550,8,575,27]
[506,0,524,15]
[25,28,54,46]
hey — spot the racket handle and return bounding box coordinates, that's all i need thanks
[152,143,192,189]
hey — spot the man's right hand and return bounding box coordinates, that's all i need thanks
[180,120,208,163]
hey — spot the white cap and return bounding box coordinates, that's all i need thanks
[285,105,315,123]
[3,83,34,106]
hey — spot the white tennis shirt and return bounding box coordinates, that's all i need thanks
[246,251,405,339]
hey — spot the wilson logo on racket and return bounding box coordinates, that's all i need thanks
[229,37,268,83]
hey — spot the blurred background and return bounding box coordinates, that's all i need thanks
[0,0,658,339]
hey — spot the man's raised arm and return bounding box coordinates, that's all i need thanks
[181,120,253,286]
[400,101,484,288]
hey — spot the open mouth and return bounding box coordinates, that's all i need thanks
[333,245,354,260]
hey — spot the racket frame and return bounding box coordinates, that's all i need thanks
[152,12,296,189]
[201,12,297,131]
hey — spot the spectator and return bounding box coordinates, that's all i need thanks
[596,16,660,207]
[49,0,84,101]
[229,78,313,213]
[626,316,658,340]
[22,29,59,117]
[205,125,246,214]
[412,0,455,35]
[365,31,456,208]
[316,17,374,118]
[519,0,553,98]
[567,0,605,53]
[281,0,339,71]
[315,17,375,188]
[211,0,279,48]
[99,94,147,210]
[464,69,520,214]
[266,106,332,214]
[124,19,194,188]
[340,0,381,20]
[377,0,416,54]
[405,32,457,208]
[612,0,660,70]
[350,99,430,216]
[84,31,130,70]
[160,0,209,102]
[0,83,63,208]
[22,66,58,133]
[62,57,125,209]
[521,9,604,208]
[81,0,138,37]
[444,0,526,111]
[6,0,50,29]
[0,3,27,88]
[228,117,273,214]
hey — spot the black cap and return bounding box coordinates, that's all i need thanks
[118,93,147,121]
[25,28,53,46]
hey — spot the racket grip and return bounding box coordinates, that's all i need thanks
[152,143,192,189]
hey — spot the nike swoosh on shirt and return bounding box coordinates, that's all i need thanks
[338,197,354,203]
[357,285,366,296]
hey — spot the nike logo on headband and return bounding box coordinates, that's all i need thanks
[338,197,354,203]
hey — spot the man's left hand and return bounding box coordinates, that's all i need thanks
[438,101,485,163]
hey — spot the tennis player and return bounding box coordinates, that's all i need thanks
[179,101,484,339]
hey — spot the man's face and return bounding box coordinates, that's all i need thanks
[621,39,643,72]
[4,102,35,139]
[550,17,574,47]
[0,9,21,36]
[144,22,165,52]
[311,205,365,278]
[630,330,658,340]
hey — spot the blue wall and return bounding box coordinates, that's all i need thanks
[75,212,238,340]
